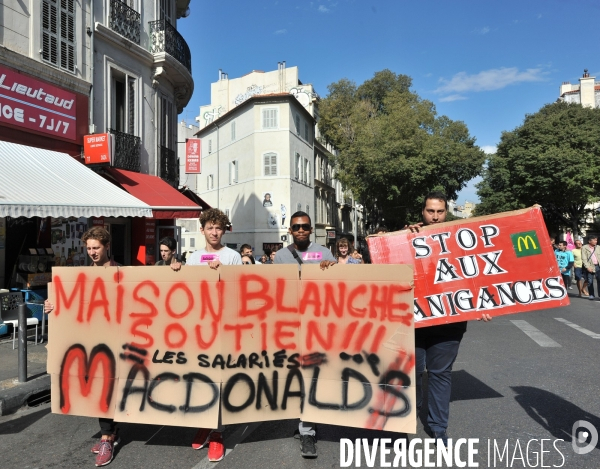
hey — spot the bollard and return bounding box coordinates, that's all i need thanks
[18,302,27,383]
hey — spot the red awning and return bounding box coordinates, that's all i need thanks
[105,168,202,219]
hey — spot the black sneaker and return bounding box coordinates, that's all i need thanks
[300,435,317,458]
[433,430,448,447]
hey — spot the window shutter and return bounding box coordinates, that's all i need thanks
[295,153,300,180]
[264,154,271,176]
[295,115,300,135]
[229,162,232,184]
[297,202,302,212]
[42,0,59,66]
[271,153,277,175]
[231,121,236,140]
[60,0,75,72]
[304,122,309,140]
[234,160,238,183]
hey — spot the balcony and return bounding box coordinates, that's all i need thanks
[109,128,141,172]
[148,19,191,74]
[109,0,141,44]
[159,145,179,186]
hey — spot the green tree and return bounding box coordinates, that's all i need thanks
[319,70,485,229]
[475,102,600,235]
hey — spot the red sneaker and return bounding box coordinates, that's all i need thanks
[208,432,225,462]
[95,439,115,466]
[191,428,212,450]
[91,436,120,454]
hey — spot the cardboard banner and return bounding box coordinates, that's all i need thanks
[367,206,569,328]
[47,264,416,433]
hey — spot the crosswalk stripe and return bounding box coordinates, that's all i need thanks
[555,318,600,339]
[510,320,562,347]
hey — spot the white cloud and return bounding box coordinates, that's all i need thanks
[439,94,468,102]
[473,26,490,35]
[318,5,329,12]
[481,145,497,154]
[274,29,287,35]
[435,67,545,94]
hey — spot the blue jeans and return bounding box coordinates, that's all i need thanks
[416,335,462,434]
[584,266,600,296]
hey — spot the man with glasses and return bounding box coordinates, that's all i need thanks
[274,211,336,458]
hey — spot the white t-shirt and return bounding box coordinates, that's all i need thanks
[186,246,242,265]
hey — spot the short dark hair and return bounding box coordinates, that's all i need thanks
[422,191,448,211]
[290,211,311,226]
[558,240,567,246]
[588,235,598,241]
[240,243,252,253]
[159,236,177,251]
[376,226,389,234]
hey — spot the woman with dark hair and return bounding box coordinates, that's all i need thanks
[336,238,362,264]
[156,236,183,266]
[241,254,255,265]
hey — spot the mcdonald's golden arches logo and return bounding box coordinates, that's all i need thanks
[511,231,542,257]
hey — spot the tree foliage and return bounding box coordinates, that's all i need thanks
[319,70,485,229]
[475,102,600,235]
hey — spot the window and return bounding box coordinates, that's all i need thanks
[158,93,176,149]
[305,158,311,185]
[295,115,300,135]
[207,174,214,190]
[262,108,278,129]
[302,158,307,184]
[295,153,301,180]
[297,203,302,212]
[264,152,277,176]
[208,139,212,154]
[181,238,186,247]
[159,0,173,23]
[42,0,75,73]
[190,237,195,248]
[306,205,310,215]
[231,121,236,141]
[112,70,137,135]
[229,160,238,184]
[225,209,230,219]
[304,122,309,141]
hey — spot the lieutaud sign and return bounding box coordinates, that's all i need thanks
[367,206,569,327]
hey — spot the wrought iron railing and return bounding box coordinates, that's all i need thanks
[159,145,179,186]
[109,128,141,172]
[148,19,192,73]
[109,0,141,44]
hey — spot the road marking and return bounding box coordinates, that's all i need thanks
[510,320,562,347]
[555,318,600,339]
[191,422,262,468]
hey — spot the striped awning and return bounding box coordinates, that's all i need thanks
[0,141,153,218]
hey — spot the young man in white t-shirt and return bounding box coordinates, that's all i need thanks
[185,209,241,462]
[186,208,242,269]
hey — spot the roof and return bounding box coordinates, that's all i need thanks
[105,168,202,219]
[195,93,315,136]
[0,141,153,218]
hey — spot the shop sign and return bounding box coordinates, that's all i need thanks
[83,133,113,165]
[327,230,337,239]
[0,64,77,141]
[185,138,201,173]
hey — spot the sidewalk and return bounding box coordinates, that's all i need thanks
[0,333,50,416]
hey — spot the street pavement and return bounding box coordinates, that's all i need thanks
[1,291,599,468]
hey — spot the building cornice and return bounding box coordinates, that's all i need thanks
[0,45,90,96]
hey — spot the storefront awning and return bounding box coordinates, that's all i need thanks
[0,141,153,218]
[105,168,202,219]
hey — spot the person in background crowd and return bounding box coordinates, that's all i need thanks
[555,241,574,290]
[241,254,255,264]
[335,237,362,264]
[155,236,183,266]
[572,239,586,297]
[274,211,337,458]
[184,208,241,462]
[269,251,277,263]
[260,254,268,264]
[376,226,389,234]
[44,227,123,467]
[407,191,491,447]
[581,235,600,300]
[351,249,364,263]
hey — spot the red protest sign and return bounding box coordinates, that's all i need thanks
[185,138,201,173]
[367,206,569,327]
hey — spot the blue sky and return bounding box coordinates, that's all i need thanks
[178,0,600,204]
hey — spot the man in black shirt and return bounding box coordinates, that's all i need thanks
[408,192,491,446]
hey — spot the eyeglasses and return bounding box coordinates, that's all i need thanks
[291,223,311,232]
